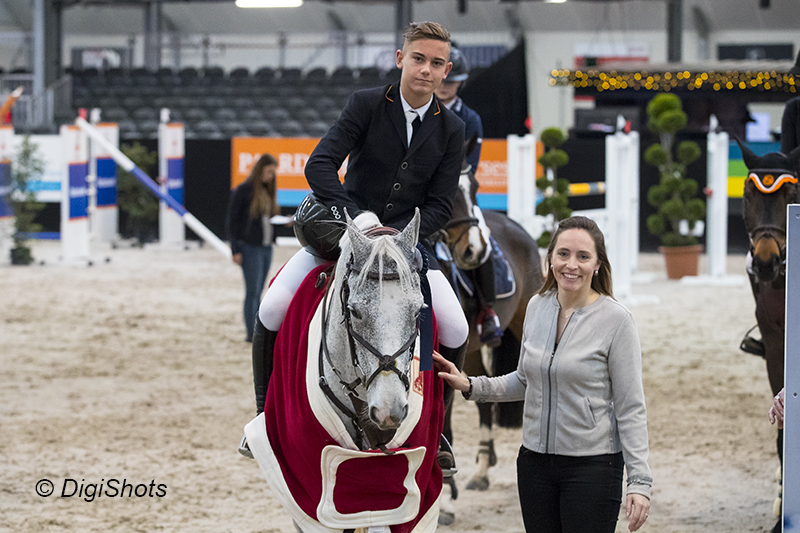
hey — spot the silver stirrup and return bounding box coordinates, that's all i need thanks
[238,433,254,459]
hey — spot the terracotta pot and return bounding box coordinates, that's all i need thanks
[658,244,703,279]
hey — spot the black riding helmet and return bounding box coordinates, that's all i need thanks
[293,193,346,261]
[447,48,469,83]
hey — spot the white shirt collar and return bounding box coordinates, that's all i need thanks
[399,90,433,122]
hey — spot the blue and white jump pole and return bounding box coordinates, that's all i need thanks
[75,117,231,258]
[0,125,13,260]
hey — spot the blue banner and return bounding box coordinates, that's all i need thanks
[0,162,11,218]
[167,158,184,205]
[95,157,117,208]
[69,163,89,220]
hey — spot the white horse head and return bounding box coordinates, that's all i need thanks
[323,209,423,448]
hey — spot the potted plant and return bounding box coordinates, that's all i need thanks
[643,93,705,279]
[117,142,159,245]
[535,127,571,248]
[7,136,45,265]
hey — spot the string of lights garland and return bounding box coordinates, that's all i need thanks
[550,67,797,94]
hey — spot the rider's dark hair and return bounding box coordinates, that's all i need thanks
[538,216,614,298]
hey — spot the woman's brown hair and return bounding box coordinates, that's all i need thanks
[245,153,279,220]
[538,216,614,298]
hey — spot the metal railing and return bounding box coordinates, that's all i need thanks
[3,73,73,133]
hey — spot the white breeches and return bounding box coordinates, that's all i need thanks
[258,248,469,349]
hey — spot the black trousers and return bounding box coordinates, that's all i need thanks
[516,447,623,533]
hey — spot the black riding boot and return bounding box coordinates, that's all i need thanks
[437,341,467,478]
[474,258,501,347]
[252,317,278,415]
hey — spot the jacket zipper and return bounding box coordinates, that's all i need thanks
[544,345,556,454]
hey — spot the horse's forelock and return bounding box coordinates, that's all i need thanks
[352,235,417,295]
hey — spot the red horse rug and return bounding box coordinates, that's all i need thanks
[244,265,444,533]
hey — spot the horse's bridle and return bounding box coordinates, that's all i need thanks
[317,233,428,450]
[440,166,480,246]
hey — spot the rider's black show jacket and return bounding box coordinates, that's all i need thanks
[305,83,465,240]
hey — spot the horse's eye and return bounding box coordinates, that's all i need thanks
[349,306,362,320]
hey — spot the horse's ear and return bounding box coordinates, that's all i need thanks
[788,145,800,174]
[344,209,371,256]
[465,132,479,159]
[397,208,420,254]
[736,137,759,170]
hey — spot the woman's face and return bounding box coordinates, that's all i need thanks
[550,228,601,296]
[261,164,277,184]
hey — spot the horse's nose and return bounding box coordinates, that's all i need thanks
[369,403,408,430]
[753,255,781,283]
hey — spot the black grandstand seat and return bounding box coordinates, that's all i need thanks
[330,66,355,85]
[283,96,306,111]
[122,96,146,110]
[264,108,291,122]
[240,108,265,122]
[293,108,320,122]
[357,67,382,86]
[201,97,226,109]
[213,108,238,121]
[304,120,332,137]
[219,121,249,137]
[131,107,159,121]
[117,120,139,140]
[232,97,255,109]
[313,96,338,111]
[183,108,209,123]
[178,67,199,85]
[243,120,274,136]
[305,67,327,81]
[278,68,302,83]
[103,107,130,122]
[193,120,223,139]
[320,108,342,122]
[202,66,225,82]
[276,119,305,136]
[229,67,251,83]
[136,119,160,138]
[253,67,276,83]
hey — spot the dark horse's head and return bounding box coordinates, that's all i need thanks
[739,140,800,283]
[440,135,485,269]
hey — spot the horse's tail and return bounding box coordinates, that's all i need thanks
[494,329,524,428]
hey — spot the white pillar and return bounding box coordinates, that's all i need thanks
[506,134,541,238]
[0,125,14,262]
[158,121,185,248]
[60,124,90,263]
[783,203,800,532]
[90,121,119,244]
[706,115,730,278]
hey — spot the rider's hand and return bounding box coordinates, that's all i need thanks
[432,352,471,392]
[769,388,785,429]
[353,212,381,232]
[232,253,242,266]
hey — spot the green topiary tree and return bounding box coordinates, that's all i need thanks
[535,127,571,248]
[7,136,46,265]
[117,142,159,245]
[644,93,705,247]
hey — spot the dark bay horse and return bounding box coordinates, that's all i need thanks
[739,141,800,533]
[434,162,543,523]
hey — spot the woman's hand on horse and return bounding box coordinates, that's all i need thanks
[232,253,243,266]
[625,493,650,531]
[769,388,785,429]
[432,352,471,392]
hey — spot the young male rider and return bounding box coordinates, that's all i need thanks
[249,23,469,447]
[433,47,501,347]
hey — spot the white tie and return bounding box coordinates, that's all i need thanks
[406,110,418,147]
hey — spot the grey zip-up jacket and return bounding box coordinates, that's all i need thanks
[470,291,652,498]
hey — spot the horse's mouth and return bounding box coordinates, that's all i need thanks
[454,256,482,270]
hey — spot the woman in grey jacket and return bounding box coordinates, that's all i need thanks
[434,216,651,533]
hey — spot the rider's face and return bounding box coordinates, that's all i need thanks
[434,80,461,104]
[396,39,452,106]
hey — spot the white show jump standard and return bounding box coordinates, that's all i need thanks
[75,117,231,259]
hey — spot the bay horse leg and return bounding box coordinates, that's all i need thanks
[466,403,494,491]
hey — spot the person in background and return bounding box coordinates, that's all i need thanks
[227,153,283,343]
[434,47,501,347]
[434,215,652,533]
[781,51,800,156]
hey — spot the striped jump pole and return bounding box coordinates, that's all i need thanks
[75,117,231,259]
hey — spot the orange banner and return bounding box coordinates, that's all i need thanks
[231,136,539,205]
